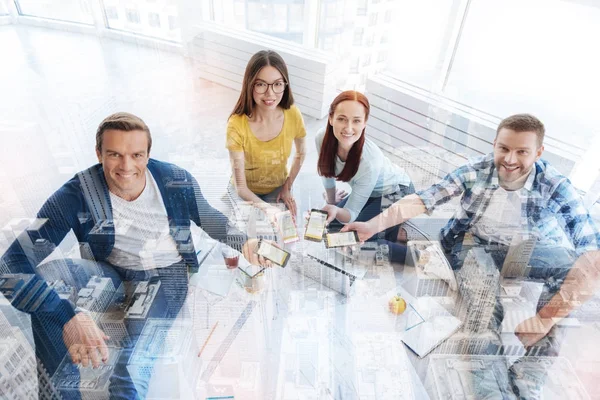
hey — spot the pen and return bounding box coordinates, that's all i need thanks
[198,321,219,357]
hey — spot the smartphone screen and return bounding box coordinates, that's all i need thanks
[256,240,290,267]
[304,210,327,241]
[278,211,299,243]
[325,231,359,248]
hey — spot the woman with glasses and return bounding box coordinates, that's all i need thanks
[317,90,414,262]
[227,50,306,219]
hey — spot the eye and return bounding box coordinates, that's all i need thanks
[274,81,285,88]
[109,153,119,158]
[353,119,362,124]
[518,150,528,155]
[255,82,267,88]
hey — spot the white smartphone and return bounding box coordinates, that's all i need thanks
[277,211,299,243]
[255,239,291,267]
[325,231,359,248]
[304,209,328,242]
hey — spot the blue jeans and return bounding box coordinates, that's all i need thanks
[447,241,577,399]
[328,183,415,264]
[37,259,188,400]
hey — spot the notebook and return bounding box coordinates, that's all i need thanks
[401,297,462,358]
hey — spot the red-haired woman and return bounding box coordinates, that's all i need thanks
[316,91,414,260]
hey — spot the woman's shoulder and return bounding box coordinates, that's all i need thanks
[227,113,248,126]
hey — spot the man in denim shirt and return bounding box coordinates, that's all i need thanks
[1,112,265,399]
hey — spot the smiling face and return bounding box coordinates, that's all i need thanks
[493,128,543,186]
[329,100,367,152]
[96,129,150,201]
[252,65,285,112]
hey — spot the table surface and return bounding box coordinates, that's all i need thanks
[146,204,598,400]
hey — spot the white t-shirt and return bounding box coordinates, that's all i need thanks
[471,170,531,245]
[107,171,182,270]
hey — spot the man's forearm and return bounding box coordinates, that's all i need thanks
[539,250,600,319]
[367,194,427,233]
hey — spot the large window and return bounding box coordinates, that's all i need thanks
[211,0,306,44]
[384,0,455,90]
[101,0,181,42]
[445,0,600,189]
[0,0,9,15]
[15,0,94,24]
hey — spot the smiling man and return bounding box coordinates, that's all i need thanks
[1,112,264,399]
[346,113,600,398]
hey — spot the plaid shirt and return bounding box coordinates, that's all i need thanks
[417,153,600,256]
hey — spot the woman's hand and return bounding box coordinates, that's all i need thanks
[276,185,297,219]
[323,189,349,205]
[321,204,340,225]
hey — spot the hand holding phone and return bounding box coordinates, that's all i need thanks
[325,231,359,248]
[304,209,328,242]
[277,211,299,243]
[254,239,291,267]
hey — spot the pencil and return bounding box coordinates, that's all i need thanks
[197,321,219,357]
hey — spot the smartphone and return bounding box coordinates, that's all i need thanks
[325,231,359,248]
[304,209,328,242]
[239,263,266,279]
[254,239,291,268]
[277,211,299,243]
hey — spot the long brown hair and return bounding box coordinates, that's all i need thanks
[229,50,294,118]
[317,91,369,182]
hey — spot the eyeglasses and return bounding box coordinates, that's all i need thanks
[253,81,287,94]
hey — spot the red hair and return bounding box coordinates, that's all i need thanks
[317,91,369,182]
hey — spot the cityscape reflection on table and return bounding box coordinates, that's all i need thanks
[0,198,597,399]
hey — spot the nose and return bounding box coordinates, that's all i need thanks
[504,151,517,165]
[266,84,275,95]
[120,155,133,170]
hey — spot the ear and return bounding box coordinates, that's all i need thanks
[536,145,544,161]
[96,148,102,164]
[328,116,333,127]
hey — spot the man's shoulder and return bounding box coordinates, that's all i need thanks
[533,158,573,192]
[148,159,192,179]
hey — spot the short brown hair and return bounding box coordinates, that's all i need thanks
[497,113,545,147]
[317,91,369,182]
[96,112,152,153]
[230,50,294,118]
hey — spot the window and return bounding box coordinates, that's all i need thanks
[350,57,359,73]
[168,15,177,30]
[378,51,387,62]
[105,6,118,20]
[369,12,378,26]
[125,9,141,24]
[148,12,160,28]
[362,54,371,67]
[103,0,181,41]
[445,0,600,190]
[0,1,9,15]
[385,9,392,23]
[15,0,94,24]
[353,28,364,45]
[385,0,455,88]
[357,0,367,16]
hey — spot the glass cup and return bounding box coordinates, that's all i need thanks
[222,246,239,269]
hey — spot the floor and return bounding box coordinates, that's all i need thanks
[0,24,327,254]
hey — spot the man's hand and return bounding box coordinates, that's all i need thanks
[321,204,339,225]
[342,221,377,243]
[323,189,348,205]
[63,312,110,368]
[276,185,297,219]
[242,238,273,268]
[514,314,555,348]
